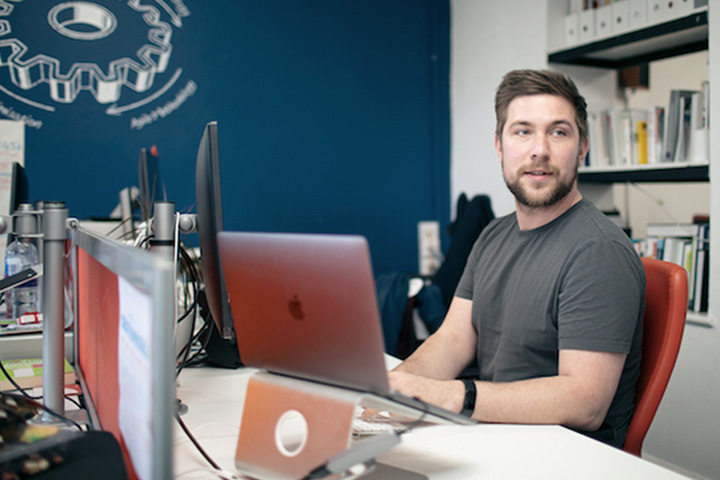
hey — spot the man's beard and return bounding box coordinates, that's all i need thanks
[503,162,578,208]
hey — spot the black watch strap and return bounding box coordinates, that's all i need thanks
[460,378,476,417]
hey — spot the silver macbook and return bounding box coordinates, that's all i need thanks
[217,231,474,425]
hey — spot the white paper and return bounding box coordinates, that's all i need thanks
[117,277,154,480]
[0,120,24,260]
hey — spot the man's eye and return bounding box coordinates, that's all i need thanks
[550,129,568,137]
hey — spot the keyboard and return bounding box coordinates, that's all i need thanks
[352,408,408,436]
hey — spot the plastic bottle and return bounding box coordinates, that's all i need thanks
[4,204,39,319]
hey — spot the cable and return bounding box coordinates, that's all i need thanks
[176,243,201,375]
[175,467,240,480]
[0,360,86,430]
[0,386,83,431]
[375,394,431,435]
[175,411,232,475]
[628,181,680,225]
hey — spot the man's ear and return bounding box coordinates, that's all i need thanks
[494,134,502,159]
[579,137,589,165]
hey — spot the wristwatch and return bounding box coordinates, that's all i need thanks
[460,378,476,417]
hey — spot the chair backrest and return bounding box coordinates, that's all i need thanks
[624,257,687,456]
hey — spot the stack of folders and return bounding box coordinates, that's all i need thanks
[637,223,709,313]
[584,83,710,169]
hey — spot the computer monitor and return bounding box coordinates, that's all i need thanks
[195,121,236,343]
[138,147,163,222]
[71,225,175,480]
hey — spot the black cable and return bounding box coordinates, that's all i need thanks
[176,244,200,376]
[0,358,30,397]
[175,411,223,471]
[137,233,153,249]
[0,363,84,431]
[181,322,212,367]
[0,360,85,430]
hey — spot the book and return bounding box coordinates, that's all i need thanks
[663,90,699,163]
[635,119,648,165]
[689,90,709,163]
[693,223,710,312]
[646,106,665,164]
[611,109,633,166]
[0,357,75,391]
[585,108,657,168]
[587,111,607,167]
[646,223,710,311]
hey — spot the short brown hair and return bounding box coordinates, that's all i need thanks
[495,69,588,143]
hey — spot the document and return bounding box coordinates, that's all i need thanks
[117,277,154,480]
[0,120,24,260]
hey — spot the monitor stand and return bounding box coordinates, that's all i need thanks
[197,291,241,368]
[364,463,428,479]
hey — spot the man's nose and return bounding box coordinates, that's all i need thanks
[531,134,550,160]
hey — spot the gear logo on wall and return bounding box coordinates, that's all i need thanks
[0,0,189,115]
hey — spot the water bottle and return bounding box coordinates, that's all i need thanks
[4,204,39,320]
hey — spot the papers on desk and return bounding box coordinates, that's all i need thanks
[0,120,24,262]
[117,277,154,480]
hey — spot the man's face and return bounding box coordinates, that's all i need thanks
[496,94,587,209]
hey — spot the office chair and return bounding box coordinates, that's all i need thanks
[623,257,688,457]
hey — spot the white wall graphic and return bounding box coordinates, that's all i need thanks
[0,0,193,129]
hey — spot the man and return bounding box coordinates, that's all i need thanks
[389,69,645,448]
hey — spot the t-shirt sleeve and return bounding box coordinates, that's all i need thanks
[557,239,645,354]
[454,238,481,301]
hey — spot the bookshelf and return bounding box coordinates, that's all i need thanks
[578,163,708,183]
[547,0,713,326]
[548,10,708,68]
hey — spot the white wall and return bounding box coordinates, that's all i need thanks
[450,0,547,217]
[450,1,720,478]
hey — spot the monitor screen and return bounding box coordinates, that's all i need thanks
[195,121,235,342]
[138,147,163,222]
[71,226,175,480]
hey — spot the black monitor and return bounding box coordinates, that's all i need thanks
[195,122,236,343]
[138,146,163,222]
[9,162,29,215]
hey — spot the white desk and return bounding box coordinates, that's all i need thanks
[174,366,689,480]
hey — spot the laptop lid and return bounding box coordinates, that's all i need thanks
[217,231,391,395]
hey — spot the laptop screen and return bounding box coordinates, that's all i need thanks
[217,231,391,394]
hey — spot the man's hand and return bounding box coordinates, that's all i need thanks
[388,370,465,415]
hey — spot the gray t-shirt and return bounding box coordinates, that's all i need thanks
[455,198,645,447]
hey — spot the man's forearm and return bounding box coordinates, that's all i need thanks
[392,297,476,380]
[391,347,625,432]
[469,349,625,430]
[393,331,472,380]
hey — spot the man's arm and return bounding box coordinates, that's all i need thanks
[390,348,626,431]
[392,296,476,380]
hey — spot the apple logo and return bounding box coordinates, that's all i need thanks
[287,295,305,321]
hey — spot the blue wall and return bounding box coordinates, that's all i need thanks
[0,0,450,275]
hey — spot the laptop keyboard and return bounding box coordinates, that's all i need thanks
[352,408,408,436]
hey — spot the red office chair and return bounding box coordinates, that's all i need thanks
[623,257,688,456]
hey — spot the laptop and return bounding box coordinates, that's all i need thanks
[216,231,474,425]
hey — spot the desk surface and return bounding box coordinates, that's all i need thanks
[174,366,689,480]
